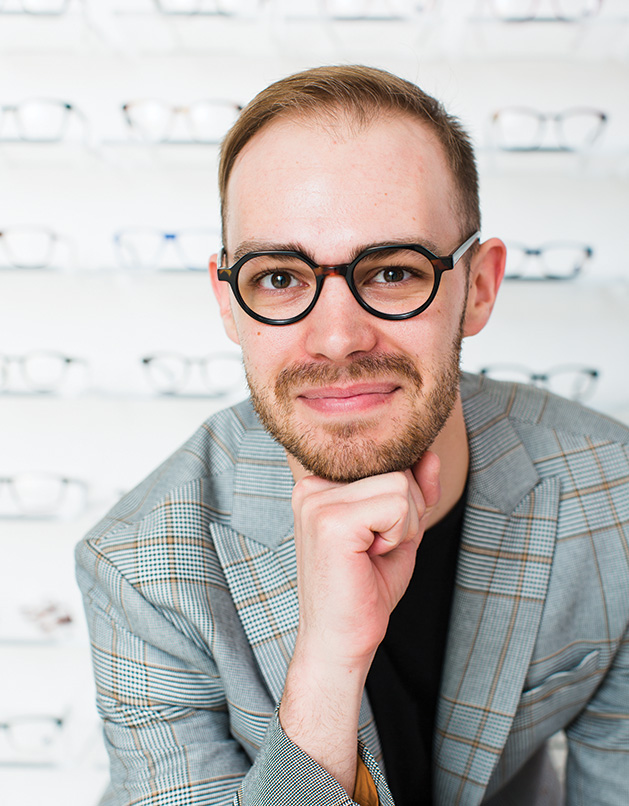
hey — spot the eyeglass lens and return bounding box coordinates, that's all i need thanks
[0,228,56,268]
[3,100,70,142]
[236,248,436,321]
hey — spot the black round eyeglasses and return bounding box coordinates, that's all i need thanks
[217,230,480,326]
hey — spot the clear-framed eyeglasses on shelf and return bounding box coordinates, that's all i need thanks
[479,364,600,401]
[488,107,607,151]
[141,352,245,397]
[0,473,89,520]
[0,713,67,765]
[0,352,89,395]
[0,99,89,144]
[114,228,219,272]
[0,0,80,13]
[122,99,242,144]
[482,0,603,22]
[0,227,75,271]
[317,0,434,21]
[504,242,593,280]
[151,0,261,14]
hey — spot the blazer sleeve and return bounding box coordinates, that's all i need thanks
[76,538,392,806]
[564,620,629,805]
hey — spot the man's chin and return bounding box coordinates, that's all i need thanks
[280,427,427,483]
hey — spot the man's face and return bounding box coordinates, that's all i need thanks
[214,113,474,483]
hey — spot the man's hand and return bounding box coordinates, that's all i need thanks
[279,451,441,795]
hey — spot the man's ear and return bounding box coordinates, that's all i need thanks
[462,238,506,338]
[209,252,240,345]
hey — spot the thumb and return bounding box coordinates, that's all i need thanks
[411,450,441,512]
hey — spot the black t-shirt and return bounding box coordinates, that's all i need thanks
[365,487,467,806]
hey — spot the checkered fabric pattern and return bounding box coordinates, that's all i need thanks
[76,373,629,806]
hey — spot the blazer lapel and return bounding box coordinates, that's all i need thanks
[433,378,561,806]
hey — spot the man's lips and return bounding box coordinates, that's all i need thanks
[298,382,400,400]
[296,382,401,414]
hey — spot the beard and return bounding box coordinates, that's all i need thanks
[245,323,464,483]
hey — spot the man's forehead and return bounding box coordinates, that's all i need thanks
[223,111,458,249]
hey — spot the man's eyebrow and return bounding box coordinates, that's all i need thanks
[229,236,444,265]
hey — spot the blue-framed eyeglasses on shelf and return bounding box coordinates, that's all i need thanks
[114,228,219,272]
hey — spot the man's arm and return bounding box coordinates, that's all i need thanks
[76,517,398,806]
[280,452,441,795]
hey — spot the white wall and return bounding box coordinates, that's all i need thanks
[1,1,628,802]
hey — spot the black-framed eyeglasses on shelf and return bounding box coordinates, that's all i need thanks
[0,714,65,758]
[141,352,245,396]
[0,99,87,144]
[114,228,219,272]
[483,0,603,22]
[504,242,593,280]
[122,99,242,145]
[489,107,607,152]
[0,227,70,270]
[0,352,88,395]
[218,231,480,325]
[479,364,599,401]
[0,473,88,519]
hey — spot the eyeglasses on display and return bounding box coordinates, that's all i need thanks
[318,0,433,20]
[489,107,607,152]
[485,0,602,22]
[0,714,65,757]
[141,352,244,396]
[0,99,85,144]
[218,231,480,325]
[114,228,219,272]
[504,242,593,280]
[0,473,88,519]
[0,352,87,394]
[479,364,599,401]
[0,0,75,12]
[152,0,259,14]
[122,99,242,145]
[0,227,66,270]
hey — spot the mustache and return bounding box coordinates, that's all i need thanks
[274,353,423,399]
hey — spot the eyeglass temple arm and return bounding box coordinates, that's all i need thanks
[450,231,481,266]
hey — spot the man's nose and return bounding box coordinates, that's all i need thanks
[302,274,379,362]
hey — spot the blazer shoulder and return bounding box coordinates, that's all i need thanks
[462,371,629,452]
[79,399,262,549]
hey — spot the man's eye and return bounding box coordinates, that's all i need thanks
[372,267,411,284]
[258,271,298,290]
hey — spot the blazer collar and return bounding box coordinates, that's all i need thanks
[434,374,560,805]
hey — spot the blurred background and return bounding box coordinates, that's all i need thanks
[1,0,628,802]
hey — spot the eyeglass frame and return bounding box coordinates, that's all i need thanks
[217,230,481,326]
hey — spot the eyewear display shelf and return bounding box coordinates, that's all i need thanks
[2,4,628,804]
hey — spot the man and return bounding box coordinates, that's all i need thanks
[76,66,629,806]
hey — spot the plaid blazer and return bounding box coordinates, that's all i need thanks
[76,373,629,806]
